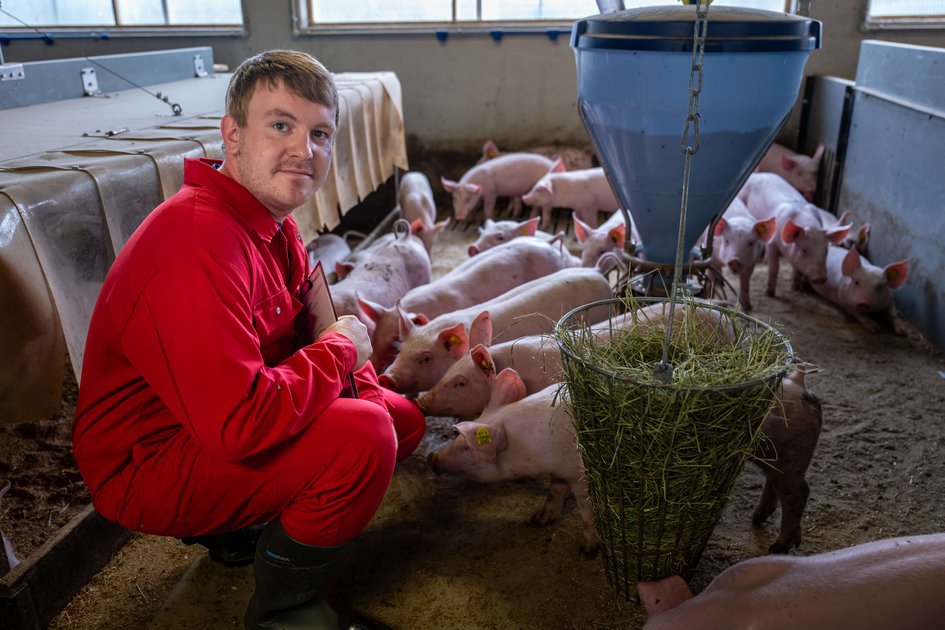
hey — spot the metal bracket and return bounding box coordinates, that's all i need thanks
[80,67,101,96]
[0,63,25,82]
[193,54,207,78]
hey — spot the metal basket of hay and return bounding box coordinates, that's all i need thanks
[554,295,793,601]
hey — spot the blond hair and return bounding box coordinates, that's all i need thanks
[225,50,338,127]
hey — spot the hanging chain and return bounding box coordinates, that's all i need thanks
[654,0,712,382]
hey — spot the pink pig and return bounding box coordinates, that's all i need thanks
[708,197,777,311]
[378,267,612,395]
[427,369,599,556]
[466,217,556,256]
[521,160,619,229]
[325,220,431,335]
[755,142,825,202]
[573,208,642,268]
[638,533,945,630]
[418,300,730,420]
[816,208,871,255]
[811,245,909,335]
[738,173,850,296]
[440,152,553,222]
[361,237,575,370]
[398,171,449,256]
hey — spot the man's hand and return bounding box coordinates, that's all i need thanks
[321,315,372,370]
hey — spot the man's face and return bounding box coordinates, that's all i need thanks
[220,80,335,220]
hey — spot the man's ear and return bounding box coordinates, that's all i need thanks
[221,115,240,153]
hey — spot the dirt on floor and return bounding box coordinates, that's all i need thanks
[4,213,945,630]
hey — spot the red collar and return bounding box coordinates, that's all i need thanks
[183,157,290,244]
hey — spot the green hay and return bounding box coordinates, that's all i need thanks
[554,295,793,602]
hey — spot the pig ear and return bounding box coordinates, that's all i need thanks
[334,260,355,279]
[857,223,871,250]
[440,177,457,192]
[840,246,862,277]
[470,344,497,378]
[713,216,729,237]
[482,218,495,230]
[827,224,851,244]
[550,157,567,173]
[519,216,540,236]
[433,218,450,235]
[468,311,493,348]
[573,216,592,242]
[536,180,553,195]
[837,209,854,225]
[438,323,469,359]
[780,155,798,172]
[396,300,418,338]
[884,259,909,289]
[812,142,825,162]
[484,368,527,410]
[781,218,803,244]
[754,216,777,243]
[465,183,482,194]
[482,139,500,160]
[358,296,389,323]
[609,223,626,246]
[454,422,506,463]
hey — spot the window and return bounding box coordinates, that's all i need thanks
[0,0,244,29]
[866,0,945,29]
[297,1,793,30]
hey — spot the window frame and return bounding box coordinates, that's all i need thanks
[0,0,247,37]
[863,0,945,31]
[292,1,797,36]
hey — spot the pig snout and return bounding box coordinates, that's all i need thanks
[727,259,743,274]
[377,373,399,391]
[467,245,480,256]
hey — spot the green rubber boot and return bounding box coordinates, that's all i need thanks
[244,519,352,630]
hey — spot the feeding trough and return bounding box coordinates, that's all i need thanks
[572,4,821,293]
[558,3,819,601]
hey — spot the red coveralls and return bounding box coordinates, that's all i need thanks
[73,158,425,547]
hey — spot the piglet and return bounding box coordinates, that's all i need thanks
[306,233,351,275]
[817,208,871,255]
[751,369,822,554]
[441,153,553,222]
[521,160,619,229]
[467,217,555,256]
[738,173,850,296]
[573,208,642,268]
[708,197,777,311]
[378,267,612,395]
[362,237,575,370]
[811,245,909,335]
[324,219,431,336]
[638,533,945,630]
[418,300,731,420]
[755,142,825,202]
[478,139,596,171]
[399,171,449,256]
[427,370,598,556]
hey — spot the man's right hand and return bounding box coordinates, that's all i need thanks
[321,315,372,370]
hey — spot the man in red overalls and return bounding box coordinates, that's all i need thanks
[72,50,425,630]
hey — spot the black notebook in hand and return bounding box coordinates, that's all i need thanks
[302,261,359,399]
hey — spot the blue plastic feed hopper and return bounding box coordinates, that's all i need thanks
[572,6,821,265]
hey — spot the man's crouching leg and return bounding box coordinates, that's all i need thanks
[245,398,396,630]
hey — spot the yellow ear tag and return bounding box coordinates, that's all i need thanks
[519,229,530,236]
[448,334,461,347]
[475,427,492,445]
